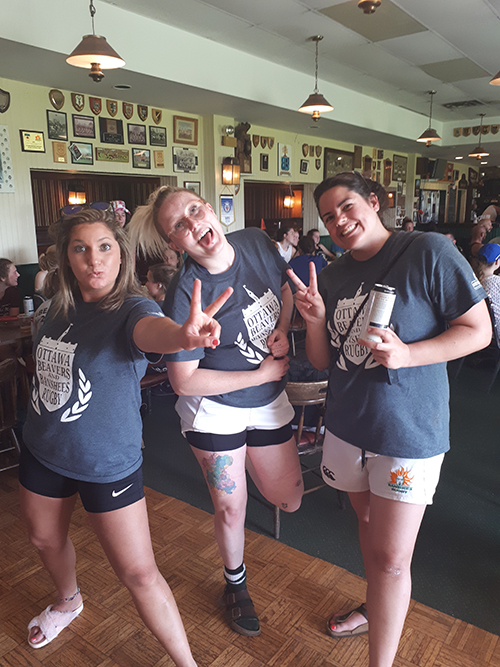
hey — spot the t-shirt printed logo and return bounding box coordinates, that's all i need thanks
[328,284,379,371]
[31,325,93,422]
[388,466,414,494]
[234,285,280,364]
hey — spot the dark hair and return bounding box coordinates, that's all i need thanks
[297,235,316,255]
[314,172,389,221]
[128,186,207,259]
[307,228,319,237]
[148,263,176,294]
[0,258,14,281]
[50,208,141,318]
[276,226,294,243]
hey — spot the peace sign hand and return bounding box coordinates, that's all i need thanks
[180,279,233,350]
[287,263,326,325]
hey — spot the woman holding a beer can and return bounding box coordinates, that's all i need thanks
[288,172,490,667]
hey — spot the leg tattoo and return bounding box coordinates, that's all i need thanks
[202,454,237,496]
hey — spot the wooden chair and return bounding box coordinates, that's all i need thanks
[140,368,172,414]
[288,305,306,357]
[0,358,21,472]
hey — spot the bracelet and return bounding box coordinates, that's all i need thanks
[58,587,80,602]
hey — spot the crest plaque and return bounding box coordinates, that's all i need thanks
[89,97,102,115]
[106,100,118,117]
[252,135,260,148]
[123,102,133,120]
[71,93,84,112]
[260,136,267,149]
[138,105,148,122]
[0,88,10,113]
[49,89,65,110]
[152,109,162,124]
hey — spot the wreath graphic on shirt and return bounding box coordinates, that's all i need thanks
[234,285,280,365]
[31,325,92,422]
[328,283,380,371]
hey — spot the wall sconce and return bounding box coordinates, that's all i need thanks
[66,0,125,82]
[222,157,240,185]
[67,181,86,205]
[283,185,295,209]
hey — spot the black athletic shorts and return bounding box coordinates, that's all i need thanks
[186,423,293,452]
[19,445,145,513]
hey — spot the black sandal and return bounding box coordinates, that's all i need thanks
[220,586,261,637]
[327,603,368,638]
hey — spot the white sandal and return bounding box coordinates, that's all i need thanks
[27,602,84,649]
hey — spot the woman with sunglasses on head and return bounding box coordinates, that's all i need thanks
[20,207,231,666]
[288,173,491,667]
[129,186,303,637]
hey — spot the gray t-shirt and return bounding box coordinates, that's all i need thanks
[164,227,288,407]
[318,232,486,458]
[23,296,163,483]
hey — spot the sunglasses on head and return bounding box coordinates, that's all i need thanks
[60,202,111,216]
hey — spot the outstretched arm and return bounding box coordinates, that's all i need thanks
[287,264,331,370]
[133,279,233,354]
[359,299,491,369]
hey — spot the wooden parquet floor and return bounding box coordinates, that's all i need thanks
[0,467,498,667]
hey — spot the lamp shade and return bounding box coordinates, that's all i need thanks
[416,128,441,144]
[222,158,240,185]
[298,92,333,115]
[468,146,489,159]
[66,34,125,69]
[489,70,500,85]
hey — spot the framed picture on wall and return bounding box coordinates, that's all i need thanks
[324,148,353,179]
[20,130,45,153]
[99,117,124,144]
[300,159,309,175]
[132,147,151,169]
[128,123,147,145]
[69,141,93,165]
[173,115,198,145]
[392,154,407,182]
[184,181,201,195]
[260,153,269,172]
[72,114,95,139]
[173,146,198,172]
[149,125,167,147]
[46,110,68,141]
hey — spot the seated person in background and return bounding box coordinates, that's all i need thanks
[307,228,335,260]
[473,243,500,341]
[32,267,60,339]
[289,235,327,287]
[443,232,464,254]
[145,263,177,306]
[401,217,414,232]
[34,245,58,310]
[0,258,20,316]
[110,200,131,228]
[275,226,298,262]
[468,219,492,259]
[163,245,183,270]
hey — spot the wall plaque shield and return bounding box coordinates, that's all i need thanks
[463,127,471,137]
[71,93,84,112]
[49,89,65,110]
[106,100,118,117]
[260,137,267,149]
[0,88,10,113]
[315,145,322,157]
[138,105,148,122]
[152,109,162,124]
[268,137,274,149]
[123,102,133,120]
[252,135,260,147]
[89,97,102,115]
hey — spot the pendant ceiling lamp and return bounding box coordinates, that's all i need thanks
[66,0,125,82]
[298,36,333,122]
[468,114,489,159]
[358,0,381,14]
[416,90,441,146]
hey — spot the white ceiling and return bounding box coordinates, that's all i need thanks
[3,0,500,165]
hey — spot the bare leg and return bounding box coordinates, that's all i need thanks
[19,484,82,644]
[245,436,303,512]
[88,498,196,667]
[190,445,248,569]
[363,494,426,667]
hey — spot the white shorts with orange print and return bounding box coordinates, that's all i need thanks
[321,430,445,506]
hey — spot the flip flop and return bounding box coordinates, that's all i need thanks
[327,603,368,638]
[28,602,84,649]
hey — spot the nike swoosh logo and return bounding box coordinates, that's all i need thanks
[111,483,133,498]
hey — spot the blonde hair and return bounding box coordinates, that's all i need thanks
[38,245,58,272]
[50,208,142,319]
[128,186,206,259]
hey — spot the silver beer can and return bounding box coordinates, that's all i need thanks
[23,296,34,316]
[359,284,396,343]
